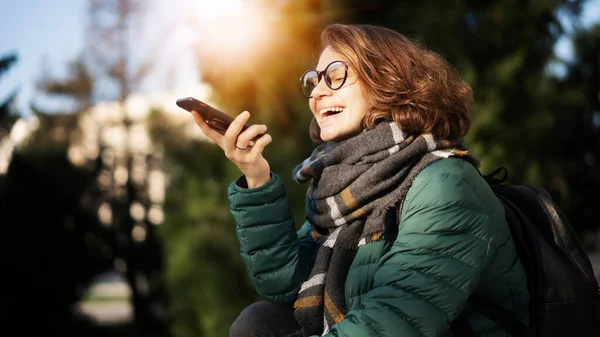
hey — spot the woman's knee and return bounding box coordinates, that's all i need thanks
[230,301,270,337]
[229,301,298,337]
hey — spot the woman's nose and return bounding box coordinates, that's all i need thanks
[310,77,332,99]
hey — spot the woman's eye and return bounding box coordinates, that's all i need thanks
[307,77,319,85]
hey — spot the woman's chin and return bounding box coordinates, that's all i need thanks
[321,128,362,142]
[319,129,337,142]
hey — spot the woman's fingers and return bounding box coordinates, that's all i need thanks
[236,124,268,150]
[192,109,271,169]
[223,111,252,151]
[191,110,223,144]
[249,133,272,156]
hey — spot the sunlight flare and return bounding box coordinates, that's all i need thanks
[187,0,273,62]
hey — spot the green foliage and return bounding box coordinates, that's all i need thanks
[330,0,600,235]
[331,0,577,173]
[541,24,600,234]
[152,1,600,336]
[152,5,325,333]
[149,110,261,337]
[156,6,325,334]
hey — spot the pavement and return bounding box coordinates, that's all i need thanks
[75,272,132,325]
[75,301,133,325]
[76,253,600,326]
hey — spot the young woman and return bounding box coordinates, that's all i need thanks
[192,23,529,337]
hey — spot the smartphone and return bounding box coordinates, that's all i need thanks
[176,97,252,134]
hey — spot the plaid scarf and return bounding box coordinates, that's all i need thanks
[289,121,477,337]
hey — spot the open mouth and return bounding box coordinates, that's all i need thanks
[319,106,345,117]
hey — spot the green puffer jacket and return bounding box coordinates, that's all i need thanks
[228,157,530,337]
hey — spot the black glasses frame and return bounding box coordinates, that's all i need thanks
[299,60,349,98]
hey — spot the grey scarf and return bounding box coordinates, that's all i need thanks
[290,121,477,336]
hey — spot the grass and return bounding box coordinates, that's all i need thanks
[81,294,130,303]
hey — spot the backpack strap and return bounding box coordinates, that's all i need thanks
[482,166,509,185]
[450,313,476,337]
[468,293,530,337]
[470,165,536,337]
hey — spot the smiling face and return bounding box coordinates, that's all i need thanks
[309,46,370,142]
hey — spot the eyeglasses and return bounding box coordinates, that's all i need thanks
[299,61,348,98]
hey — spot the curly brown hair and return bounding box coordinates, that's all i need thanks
[309,24,472,143]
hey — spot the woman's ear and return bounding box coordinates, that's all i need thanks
[309,117,323,144]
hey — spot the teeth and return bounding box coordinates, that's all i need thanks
[319,107,345,115]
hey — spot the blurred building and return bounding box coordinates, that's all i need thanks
[69,84,215,330]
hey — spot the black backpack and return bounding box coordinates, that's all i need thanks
[454,167,600,337]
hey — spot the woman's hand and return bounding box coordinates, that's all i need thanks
[191,110,272,188]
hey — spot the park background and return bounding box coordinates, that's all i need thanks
[2,0,600,336]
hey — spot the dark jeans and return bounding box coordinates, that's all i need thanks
[230,301,301,337]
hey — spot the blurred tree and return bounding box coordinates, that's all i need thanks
[149,110,256,337]
[85,0,170,333]
[544,24,600,238]
[0,52,19,321]
[34,56,95,113]
[0,52,19,195]
[3,53,115,336]
[3,123,110,336]
[87,0,152,102]
[0,53,19,137]
[3,1,169,334]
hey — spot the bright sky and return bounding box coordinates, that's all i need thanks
[1,0,599,118]
[0,0,201,117]
[1,0,86,115]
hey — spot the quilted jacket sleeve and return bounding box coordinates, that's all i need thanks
[322,161,499,337]
[228,173,318,305]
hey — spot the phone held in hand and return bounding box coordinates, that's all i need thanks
[176,97,252,134]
